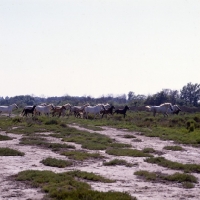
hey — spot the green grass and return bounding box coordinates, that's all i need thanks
[62,150,104,161]
[0,134,13,141]
[142,148,156,154]
[15,170,135,200]
[145,157,200,173]
[20,136,75,152]
[41,157,73,168]
[123,134,136,138]
[67,170,115,183]
[2,111,200,147]
[65,111,200,146]
[106,148,153,157]
[163,145,185,151]
[103,159,133,167]
[0,147,24,156]
[134,170,197,188]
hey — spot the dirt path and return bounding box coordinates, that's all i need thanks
[1,125,200,200]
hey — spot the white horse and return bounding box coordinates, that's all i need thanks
[167,105,181,115]
[84,104,105,119]
[35,104,54,116]
[97,103,110,109]
[145,103,173,117]
[0,104,18,117]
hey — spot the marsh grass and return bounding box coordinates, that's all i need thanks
[41,157,73,168]
[65,111,200,146]
[15,170,135,200]
[123,134,136,138]
[0,134,13,141]
[145,157,200,173]
[61,150,104,161]
[20,136,75,152]
[163,145,185,151]
[106,148,153,157]
[67,170,115,183]
[142,148,156,154]
[103,159,133,167]
[0,147,24,156]
[2,111,200,147]
[134,170,197,188]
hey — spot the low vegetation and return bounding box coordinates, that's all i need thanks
[0,147,24,156]
[67,170,115,183]
[41,157,73,168]
[15,170,135,200]
[134,170,197,188]
[20,136,75,152]
[106,148,153,157]
[103,159,133,167]
[1,110,200,199]
[163,145,185,151]
[145,157,200,173]
[61,150,104,161]
[0,134,13,141]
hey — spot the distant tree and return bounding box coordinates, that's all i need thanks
[128,91,135,101]
[180,82,200,106]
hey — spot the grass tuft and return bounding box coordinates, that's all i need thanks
[0,147,24,156]
[41,157,73,168]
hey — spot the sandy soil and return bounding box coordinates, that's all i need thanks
[1,125,200,200]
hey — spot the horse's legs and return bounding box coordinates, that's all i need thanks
[164,113,168,117]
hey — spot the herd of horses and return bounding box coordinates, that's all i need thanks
[0,102,181,119]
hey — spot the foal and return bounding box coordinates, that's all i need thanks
[113,105,129,118]
[52,106,66,117]
[101,105,115,118]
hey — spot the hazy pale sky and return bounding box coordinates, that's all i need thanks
[1,0,200,98]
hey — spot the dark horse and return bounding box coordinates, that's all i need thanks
[22,105,36,117]
[113,105,129,118]
[100,105,115,118]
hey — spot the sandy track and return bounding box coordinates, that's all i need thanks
[0,125,200,200]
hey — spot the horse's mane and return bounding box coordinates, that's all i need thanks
[160,103,172,106]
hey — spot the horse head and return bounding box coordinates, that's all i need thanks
[173,105,181,114]
[62,106,66,110]
[111,105,115,109]
[125,105,129,110]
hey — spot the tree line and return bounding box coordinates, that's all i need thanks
[0,82,200,107]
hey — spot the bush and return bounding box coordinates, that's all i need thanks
[186,120,196,132]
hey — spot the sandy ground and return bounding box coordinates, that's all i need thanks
[1,124,200,200]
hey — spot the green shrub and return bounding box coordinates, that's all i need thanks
[186,119,196,132]
[0,147,24,156]
[103,159,133,167]
[163,146,184,151]
[41,157,73,168]
[0,134,13,141]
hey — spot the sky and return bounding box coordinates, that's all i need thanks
[0,0,200,98]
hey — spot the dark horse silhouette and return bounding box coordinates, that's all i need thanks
[100,105,115,118]
[22,105,36,117]
[113,105,129,118]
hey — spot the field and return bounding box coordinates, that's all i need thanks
[0,110,200,200]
